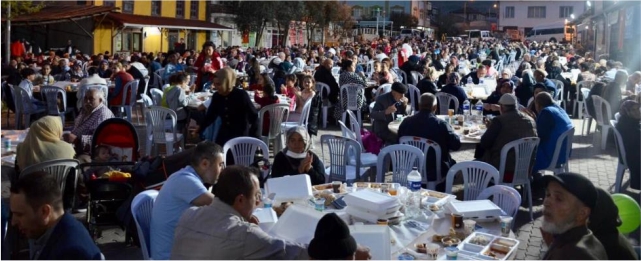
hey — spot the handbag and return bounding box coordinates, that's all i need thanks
[361,128,384,155]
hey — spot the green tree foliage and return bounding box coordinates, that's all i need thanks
[1,0,44,19]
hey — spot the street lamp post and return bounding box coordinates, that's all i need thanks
[376,7,380,38]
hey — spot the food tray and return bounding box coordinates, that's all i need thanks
[343,189,400,212]
[450,232,519,260]
[312,182,347,194]
[445,200,503,220]
[353,182,401,190]
[421,190,456,206]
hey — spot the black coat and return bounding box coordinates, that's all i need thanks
[271,151,326,185]
[307,91,322,136]
[201,88,259,146]
[314,66,339,104]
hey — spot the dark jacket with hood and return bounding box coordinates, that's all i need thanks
[588,188,638,260]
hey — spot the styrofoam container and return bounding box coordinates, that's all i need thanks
[265,175,313,204]
[445,232,519,260]
[445,200,503,220]
[343,189,399,213]
[349,225,392,260]
[345,206,402,224]
[268,205,324,244]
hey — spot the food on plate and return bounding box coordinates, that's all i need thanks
[432,234,445,243]
[441,236,461,247]
[415,243,427,254]
[101,170,131,179]
[492,238,517,248]
[453,125,461,130]
[369,183,382,189]
[312,183,333,191]
[314,192,336,206]
[469,235,491,246]
[355,182,370,188]
[272,202,293,217]
[429,204,441,212]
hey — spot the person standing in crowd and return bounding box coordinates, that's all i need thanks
[194,42,222,92]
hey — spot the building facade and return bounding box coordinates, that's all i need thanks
[347,1,434,33]
[498,1,587,35]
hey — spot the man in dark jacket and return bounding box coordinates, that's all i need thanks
[371,82,410,145]
[400,55,424,85]
[314,58,340,104]
[462,65,488,85]
[9,171,101,260]
[534,69,558,98]
[398,93,461,185]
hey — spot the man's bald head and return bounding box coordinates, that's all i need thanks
[322,58,333,69]
[419,93,437,111]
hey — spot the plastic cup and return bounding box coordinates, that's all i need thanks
[332,181,342,193]
[314,197,326,212]
[448,109,455,117]
[388,184,399,196]
[500,216,513,236]
[426,243,440,260]
[444,246,459,260]
[451,213,463,229]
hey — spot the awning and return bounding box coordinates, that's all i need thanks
[2,5,117,26]
[107,13,234,31]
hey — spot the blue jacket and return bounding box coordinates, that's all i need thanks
[439,84,468,114]
[533,105,572,173]
[37,213,102,260]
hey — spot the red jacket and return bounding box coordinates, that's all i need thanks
[194,52,222,90]
[11,41,25,58]
[110,71,134,106]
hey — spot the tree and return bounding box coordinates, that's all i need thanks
[222,1,275,47]
[389,12,418,31]
[328,2,356,43]
[1,0,44,63]
[272,1,305,47]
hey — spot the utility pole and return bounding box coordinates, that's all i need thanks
[376,7,380,37]
[5,2,10,64]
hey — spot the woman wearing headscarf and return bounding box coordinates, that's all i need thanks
[516,69,536,107]
[271,126,325,185]
[615,100,640,190]
[16,116,75,170]
[482,79,516,116]
[588,187,639,260]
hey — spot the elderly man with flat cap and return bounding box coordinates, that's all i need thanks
[371,82,410,145]
[540,173,607,260]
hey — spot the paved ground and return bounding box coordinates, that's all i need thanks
[3,113,639,259]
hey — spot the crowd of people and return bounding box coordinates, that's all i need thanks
[2,32,640,260]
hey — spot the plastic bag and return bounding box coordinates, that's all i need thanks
[361,128,384,155]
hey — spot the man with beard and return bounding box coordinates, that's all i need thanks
[539,173,607,260]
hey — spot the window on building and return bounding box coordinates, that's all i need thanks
[352,8,362,18]
[527,6,546,18]
[190,1,198,19]
[504,6,515,18]
[559,6,573,18]
[103,0,114,7]
[176,0,185,19]
[152,0,161,16]
[122,0,134,13]
[370,7,382,17]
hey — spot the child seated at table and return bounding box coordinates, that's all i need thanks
[161,72,191,131]
[18,68,46,113]
[281,74,299,111]
[254,75,280,136]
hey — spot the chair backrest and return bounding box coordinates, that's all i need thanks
[498,137,540,186]
[340,83,364,111]
[331,67,340,76]
[152,72,163,90]
[321,135,362,183]
[140,94,153,108]
[131,190,158,260]
[445,161,500,201]
[188,74,197,87]
[477,185,521,219]
[157,68,166,83]
[223,137,270,168]
[150,88,163,106]
[610,124,628,167]
[576,81,595,97]
[366,60,375,78]
[119,79,140,107]
[410,71,423,84]
[346,110,362,145]
[257,104,290,139]
[407,84,420,113]
[376,144,425,185]
[376,83,393,98]
[399,136,442,184]
[11,85,30,114]
[79,84,109,108]
[435,92,459,115]
[399,70,408,84]
[545,127,575,171]
[591,95,612,126]
[316,82,331,102]
[145,106,178,143]
[297,98,313,126]
[41,86,67,115]
[130,190,159,259]
[20,159,80,193]
[551,79,564,104]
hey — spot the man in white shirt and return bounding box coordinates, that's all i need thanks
[77,67,107,109]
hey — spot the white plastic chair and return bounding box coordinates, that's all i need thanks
[131,190,158,260]
[591,95,613,150]
[410,71,423,85]
[223,137,270,180]
[150,88,163,106]
[78,84,109,109]
[399,70,408,85]
[579,88,594,135]
[338,120,376,168]
[41,86,75,124]
[375,144,425,186]
[610,123,629,193]
[497,137,540,220]
[399,136,443,190]
[321,135,367,184]
[331,67,340,77]
[445,161,500,201]
[539,127,575,175]
[316,82,332,128]
[11,85,46,130]
[156,68,166,86]
[145,106,184,156]
[257,104,289,154]
[135,76,150,125]
[435,92,459,115]
[20,159,80,193]
[111,79,140,122]
[551,79,565,107]
[407,84,421,114]
[151,72,163,90]
[282,98,312,131]
[340,83,364,126]
[574,81,594,119]
[477,185,522,223]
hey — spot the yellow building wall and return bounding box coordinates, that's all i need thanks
[161,0,177,18]
[93,25,112,54]
[199,0,206,21]
[134,1,151,16]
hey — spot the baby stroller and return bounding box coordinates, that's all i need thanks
[82,118,140,240]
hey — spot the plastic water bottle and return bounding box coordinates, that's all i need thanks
[463,100,471,116]
[466,77,473,86]
[474,100,484,116]
[406,167,423,218]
